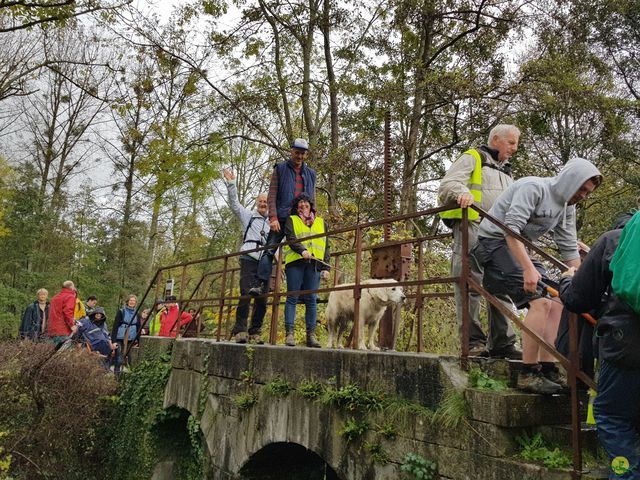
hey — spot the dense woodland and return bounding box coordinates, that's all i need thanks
[0,0,639,337]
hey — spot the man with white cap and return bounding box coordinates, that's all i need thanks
[250,138,317,296]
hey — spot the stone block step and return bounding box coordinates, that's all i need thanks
[465,388,571,427]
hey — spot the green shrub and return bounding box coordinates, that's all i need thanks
[0,341,117,479]
[339,418,368,443]
[468,368,507,391]
[400,453,438,479]
[517,433,572,469]
[296,379,325,399]
[233,392,258,410]
[265,376,293,397]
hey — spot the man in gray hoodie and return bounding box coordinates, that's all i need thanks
[223,168,270,343]
[472,157,602,394]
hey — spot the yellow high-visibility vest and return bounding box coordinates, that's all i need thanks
[284,216,326,266]
[440,149,482,221]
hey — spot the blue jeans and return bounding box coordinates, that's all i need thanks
[284,261,321,332]
[594,360,640,479]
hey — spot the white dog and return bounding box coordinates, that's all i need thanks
[325,279,406,350]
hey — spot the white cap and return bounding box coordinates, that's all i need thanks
[291,138,309,151]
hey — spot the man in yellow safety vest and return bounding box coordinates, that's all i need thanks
[438,124,521,359]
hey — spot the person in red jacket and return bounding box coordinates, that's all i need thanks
[158,295,192,338]
[48,280,78,345]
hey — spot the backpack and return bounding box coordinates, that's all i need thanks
[610,211,640,315]
[76,318,112,357]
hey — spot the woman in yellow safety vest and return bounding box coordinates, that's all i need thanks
[282,193,330,348]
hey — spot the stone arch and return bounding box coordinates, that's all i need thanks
[150,405,206,480]
[238,442,341,480]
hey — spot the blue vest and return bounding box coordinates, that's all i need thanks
[116,308,138,341]
[274,160,316,220]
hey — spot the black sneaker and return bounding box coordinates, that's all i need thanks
[543,368,569,391]
[489,345,523,360]
[517,371,562,395]
[468,344,489,357]
[234,332,248,344]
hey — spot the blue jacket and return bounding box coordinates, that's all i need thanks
[273,160,316,220]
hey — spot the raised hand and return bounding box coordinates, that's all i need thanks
[223,168,235,181]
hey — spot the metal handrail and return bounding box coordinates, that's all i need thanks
[126,201,593,478]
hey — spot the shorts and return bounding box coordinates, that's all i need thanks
[472,237,552,309]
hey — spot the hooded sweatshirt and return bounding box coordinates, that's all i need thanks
[225,179,270,261]
[478,157,601,261]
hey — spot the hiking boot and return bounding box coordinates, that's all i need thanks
[249,333,264,345]
[517,371,563,395]
[248,283,265,296]
[285,329,296,347]
[543,368,569,391]
[234,331,248,344]
[489,345,523,360]
[469,344,488,357]
[306,331,321,348]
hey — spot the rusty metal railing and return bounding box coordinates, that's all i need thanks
[125,202,594,479]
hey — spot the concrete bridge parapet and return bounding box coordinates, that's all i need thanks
[139,337,580,480]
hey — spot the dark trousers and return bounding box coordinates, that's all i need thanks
[593,360,640,479]
[113,340,132,374]
[555,308,596,383]
[256,218,287,283]
[232,258,267,335]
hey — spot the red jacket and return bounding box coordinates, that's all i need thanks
[158,305,192,338]
[48,288,77,337]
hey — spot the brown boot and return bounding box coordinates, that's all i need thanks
[285,329,296,347]
[306,330,321,348]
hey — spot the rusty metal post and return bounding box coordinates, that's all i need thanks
[154,270,163,302]
[333,255,341,286]
[383,110,391,242]
[416,242,424,353]
[216,257,228,342]
[268,249,284,345]
[568,312,583,479]
[224,268,236,336]
[352,227,363,349]
[179,265,187,302]
[460,207,470,369]
[196,306,203,338]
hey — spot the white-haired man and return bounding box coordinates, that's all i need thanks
[439,124,522,359]
[223,168,270,343]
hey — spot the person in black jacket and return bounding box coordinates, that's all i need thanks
[19,288,50,341]
[560,211,640,480]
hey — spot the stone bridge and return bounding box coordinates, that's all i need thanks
[138,337,601,480]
